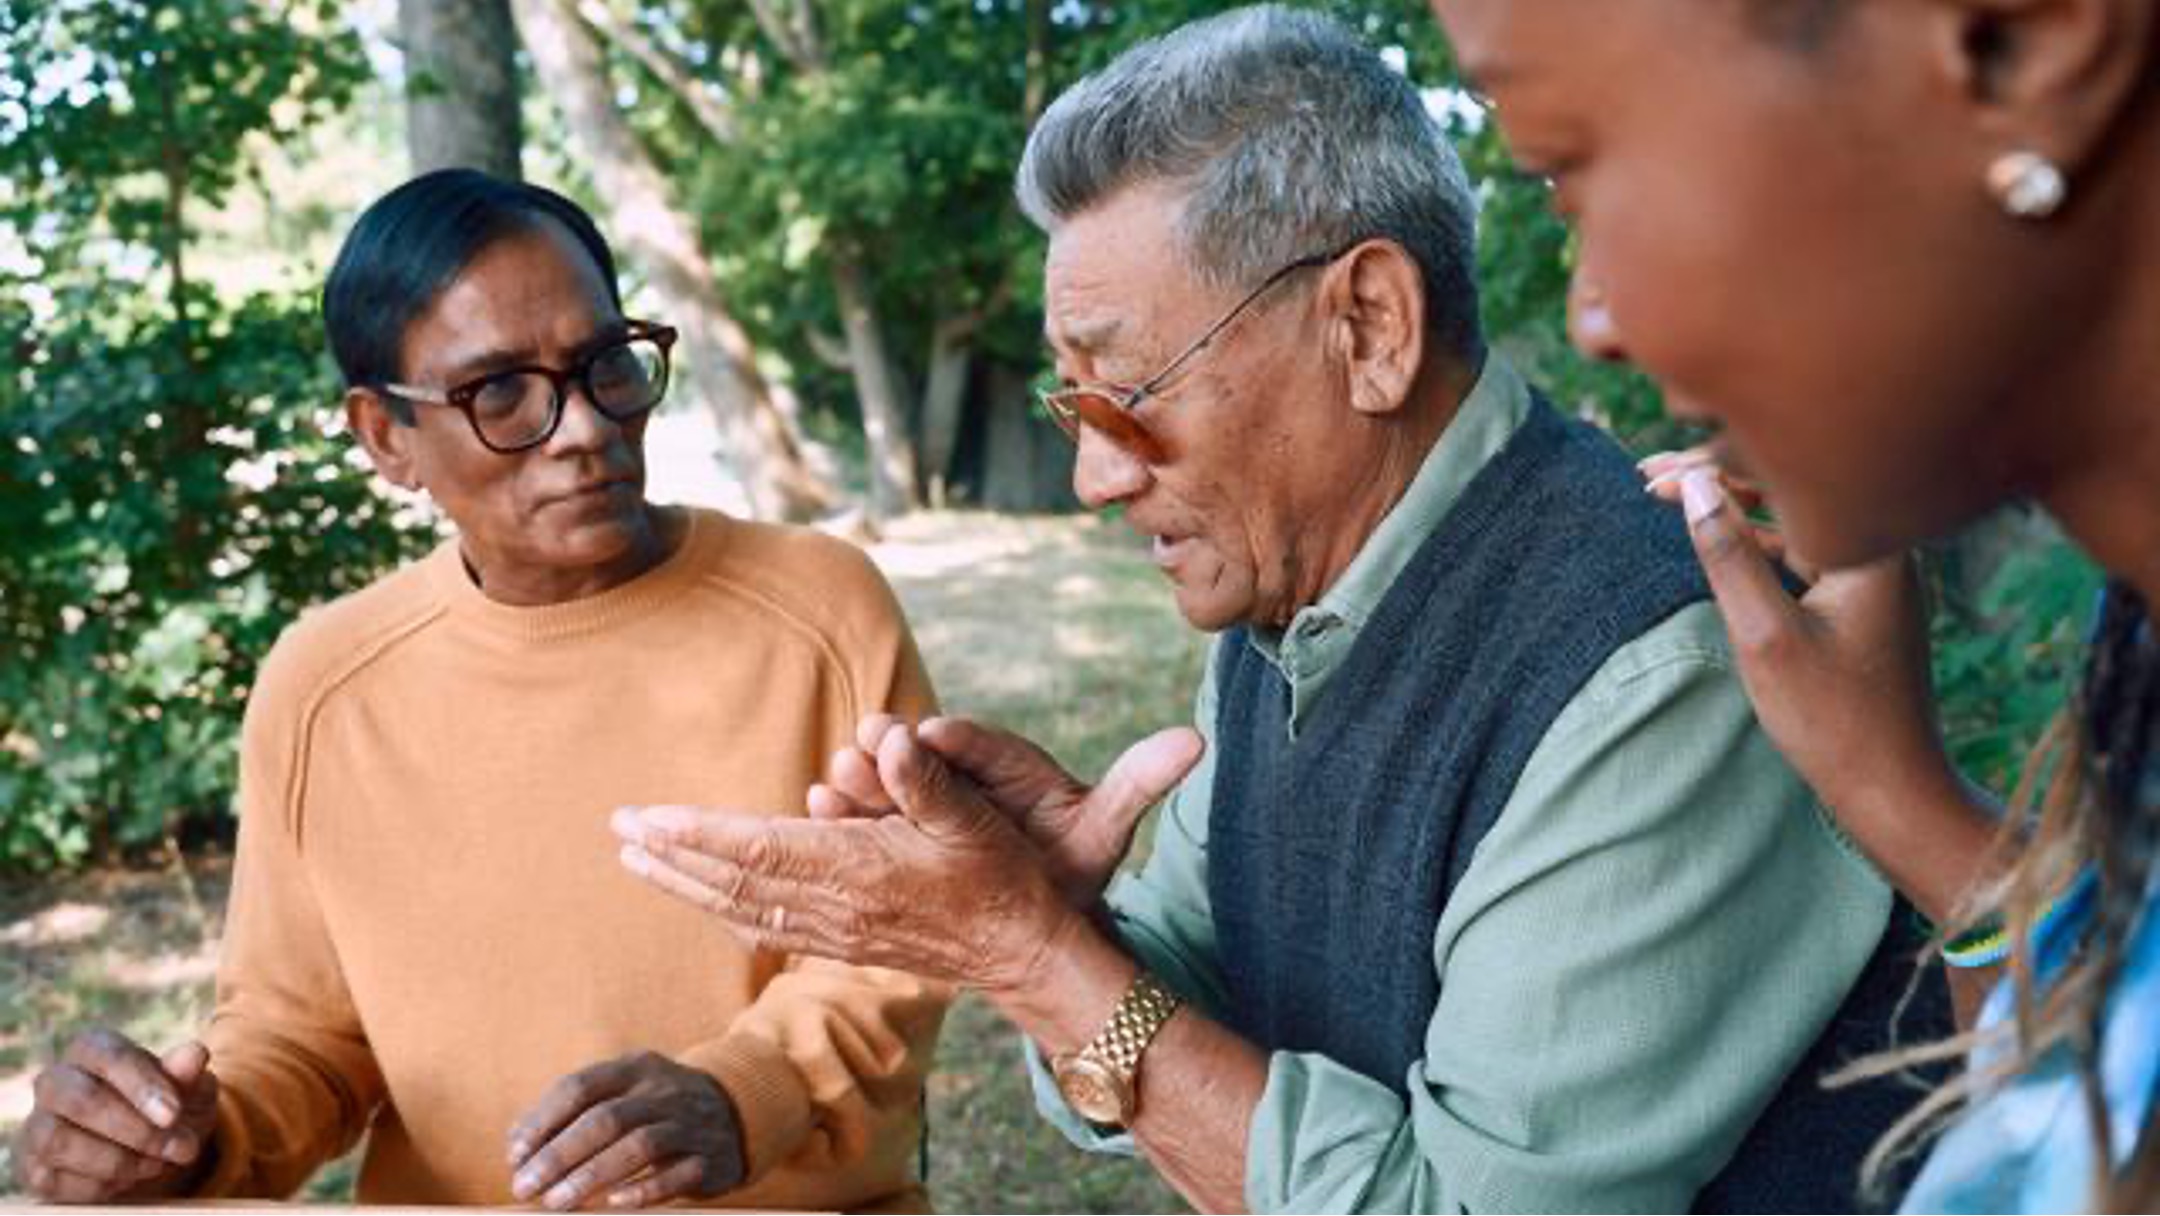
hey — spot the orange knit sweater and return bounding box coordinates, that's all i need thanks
[196,508,946,1209]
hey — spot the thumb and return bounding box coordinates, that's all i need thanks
[876,726,1002,841]
[916,716,1079,807]
[161,1041,210,1085]
[1079,727,1205,853]
[162,1041,219,1130]
[1679,466,1806,659]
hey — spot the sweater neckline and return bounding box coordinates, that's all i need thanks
[427,507,716,643]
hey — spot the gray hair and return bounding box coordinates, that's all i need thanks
[1016,4,1483,359]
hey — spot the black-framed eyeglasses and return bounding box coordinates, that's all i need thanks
[1038,246,1352,463]
[380,321,678,454]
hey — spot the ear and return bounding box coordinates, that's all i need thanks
[345,388,423,491]
[1925,0,2156,176]
[1322,240,1426,418]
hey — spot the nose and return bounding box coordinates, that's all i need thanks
[545,382,622,455]
[1070,425,1151,510]
[1567,273,1627,364]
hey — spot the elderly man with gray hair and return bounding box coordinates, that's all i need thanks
[612,6,1941,1211]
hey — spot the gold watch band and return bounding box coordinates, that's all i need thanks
[1084,971,1182,1076]
[1051,970,1185,1127]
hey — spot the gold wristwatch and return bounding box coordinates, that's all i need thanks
[1051,972,1183,1128]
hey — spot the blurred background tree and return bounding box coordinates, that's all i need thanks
[0,0,2098,873]
[0,0,435,870]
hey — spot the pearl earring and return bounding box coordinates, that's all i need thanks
[1987,150,2068,220]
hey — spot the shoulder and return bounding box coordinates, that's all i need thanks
[683,511,912,652]
[248,550,451,727]
[1553,599,1735,719]
[238,549,452,835]
[1535,599,1883,874]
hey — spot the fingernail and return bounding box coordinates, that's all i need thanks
[513,1169,541,1200]
[610,808,644,841]
[608,1190,638,1208]
[546,1182,578,1210]
[1681,467,1723,525]
[143,1092,178,1128]
[507,1139,529,1168]
[1642,468,1682,495]
[620,844,651,875]
[163,1130,198,1164]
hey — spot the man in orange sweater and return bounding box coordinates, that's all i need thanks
[11,169,947,1210]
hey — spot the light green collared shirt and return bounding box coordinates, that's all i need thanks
[1027,355,1890,1212]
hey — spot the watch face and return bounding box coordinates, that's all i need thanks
[1055,1054,1134,1126]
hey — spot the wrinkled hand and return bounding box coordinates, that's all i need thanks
[1643,447,1996,919]
[14,1031,218,1203]
[810,714,1202,908]
[507,1052,744,1211]
[615,723,1082,997]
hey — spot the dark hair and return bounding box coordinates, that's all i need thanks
[322,168,622,403]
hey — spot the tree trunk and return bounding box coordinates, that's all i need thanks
[508,0,834,520]
[830,256,920,519]
[1024,0,1052,127]
[918,319,974,507]
[399,0,524,180]
[980,364,1076,513]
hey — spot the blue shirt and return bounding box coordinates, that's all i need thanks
[1904,870,2160,1213]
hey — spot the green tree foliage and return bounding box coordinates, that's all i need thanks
[1931,525,2105,796]
[0,0,434,870]
[0,0,2096,872]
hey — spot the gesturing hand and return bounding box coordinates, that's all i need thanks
[811,714,1204,908]
[13,1031,219,1203]
[615,722,1084,998]
[507,1052,745,1211]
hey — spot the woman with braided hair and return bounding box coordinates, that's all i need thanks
[1427,0,2159,1210]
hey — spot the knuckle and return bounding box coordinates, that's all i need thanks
[557,1075,591,1107]
[623,1127,663,1166]
[48,1066,95,1109]
[589,1107,624,1142]
[1693,517,1749,563]
[837,907,875,943]
[1733,618,1801,667]
[739,832,779,874]
[720,865,756,904]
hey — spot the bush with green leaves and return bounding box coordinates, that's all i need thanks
[0,0,432,870]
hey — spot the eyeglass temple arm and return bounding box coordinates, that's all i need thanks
[1134,248,1350,400]
[378,381,453,406]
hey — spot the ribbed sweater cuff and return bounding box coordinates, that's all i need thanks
[679,1033,815,1187]
[191,1093,255,1198]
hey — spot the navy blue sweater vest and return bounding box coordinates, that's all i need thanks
[1207,399,1942,1211]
